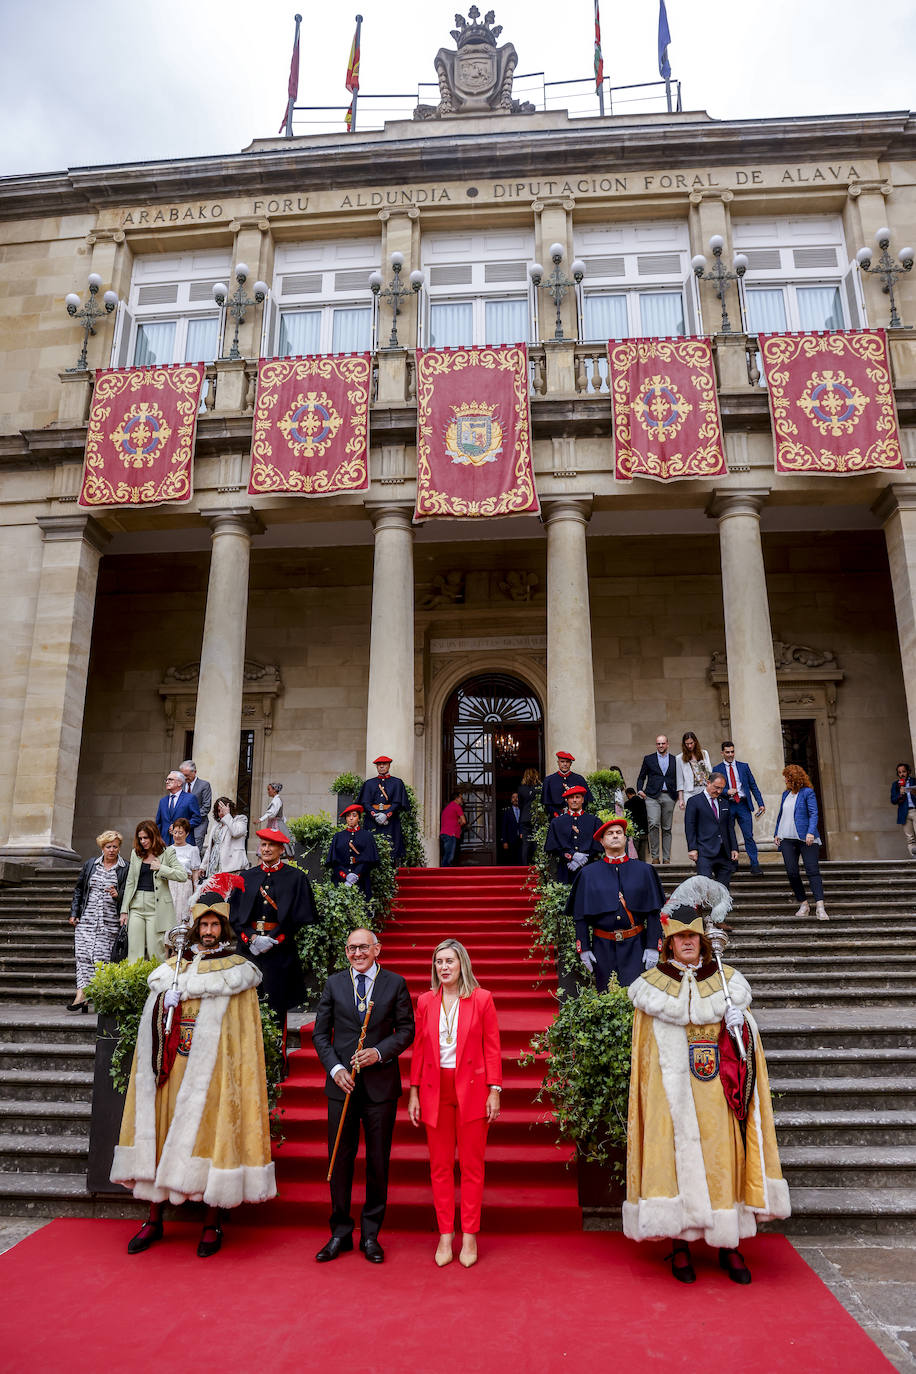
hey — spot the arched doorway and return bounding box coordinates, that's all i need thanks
[441,673,544,865]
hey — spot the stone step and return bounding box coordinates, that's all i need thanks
[0,1172,139,1219]
[0,1041,95,1073]
[0,1068,94,1103]
[0,1132,89,1175]
[773,1109,916,1147]
[779,1145,916,1188]
[770,1076,916,1111]
[0,1100,90,1136]
[0,1014,97,1044]
[766,1047,916,1078]
[771,1185,916,1235]
[751,988,911,1007]
[735,953,915,968]
[0,984,89,1003]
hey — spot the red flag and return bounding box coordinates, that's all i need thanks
[346,20,361,93]
[594,0,603,92]
[278,14,302,136]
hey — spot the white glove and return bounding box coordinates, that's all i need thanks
[163,987,181,1010]
[249,933,278,956]
[377,813,389,825]
[642,949,659,969]
[344,872,360,886]
[567,852,588,871]
[724,1004,745,1033]
[579,950,597,972]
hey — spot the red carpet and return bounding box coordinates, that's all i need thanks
[262,866,580,1231]
[0,1221,894,1373]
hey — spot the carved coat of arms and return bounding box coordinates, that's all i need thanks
[415,8,535,119]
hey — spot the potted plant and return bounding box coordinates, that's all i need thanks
[287,810,338,883]
[296,880,377,1006]
[524,981,634,1219]
[586,767,627,814]
[330,770,364,819]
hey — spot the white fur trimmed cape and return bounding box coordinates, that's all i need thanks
[623,961,790,1247]
[110,952,277,1209]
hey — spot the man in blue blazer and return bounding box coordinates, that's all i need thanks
[684,773,738,888]
[712,741,765,876]
[155,770,202,847]
[635,733,678,864]
[891,762,916,857]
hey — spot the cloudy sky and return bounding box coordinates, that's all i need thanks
[1,0,914,176]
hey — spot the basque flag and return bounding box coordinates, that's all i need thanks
[594,0,604,92]
[345,16,361,132]
[278,13,302,136]
[658,0,672,81]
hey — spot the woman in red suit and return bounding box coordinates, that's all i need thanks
[408,938,502,1268]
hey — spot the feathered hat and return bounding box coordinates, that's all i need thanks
[659,875,731,955]
[189,871,245,918]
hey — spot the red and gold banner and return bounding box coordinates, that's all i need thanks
[248,354,371,496]
[79,364,204,507]
[608,337,727,482]
[759,329,903,476]
[414,345,537,520]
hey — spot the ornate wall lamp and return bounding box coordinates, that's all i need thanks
[856,229,914,329]
[529,244,585,341]
[691,236,748,334]
[368,252,425,349]
[64,274,119,371]
[212,264,269,361]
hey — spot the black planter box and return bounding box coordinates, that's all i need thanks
[577,1150,626,1229]
[292,845,326,886]
[87,1013,130,1196]
[335,791,356,819]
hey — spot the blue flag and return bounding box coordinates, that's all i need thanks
[658,0,672,80]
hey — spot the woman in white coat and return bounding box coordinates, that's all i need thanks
[201,797,249,876]
[676,731,713,811]
[259,782,292,853]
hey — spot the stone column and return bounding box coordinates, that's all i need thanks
[192,508,262,806]
[542,497,597,771]
[366,504,415,782]
[874,486,916,762]
[709,491,785,815]
[0,514,110,865]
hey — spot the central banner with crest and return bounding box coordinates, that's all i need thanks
[414,344,538,520]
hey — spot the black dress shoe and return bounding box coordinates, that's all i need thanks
[315,1234,354,1262]
[719,1247,752,1284]
[360,1236,385,1264]
[664,1241,695,1284]
[66,1000,89,1013]
[197,1224,223,1258]
[127,1220,163,1255]
[750,866,764,877]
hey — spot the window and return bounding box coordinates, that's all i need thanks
[270,238,379,356]
[733,214,858,334]
[422,230,535,348]
[116,250,230,370]
[575,220,693,341]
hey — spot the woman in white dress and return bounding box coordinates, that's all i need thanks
[202,797,249,876]
[167,816,201,925]
[259,782,292,853]
[676,731,713,811]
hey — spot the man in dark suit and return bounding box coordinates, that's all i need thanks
[180,759,212,854]
[684,773,739,888]
[635,733,678,864]
[155,770,202,848]
[312,928,415,1265]
[712,741,765,875]
[500,791,525,863]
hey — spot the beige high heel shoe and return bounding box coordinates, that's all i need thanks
[435,1233,454,1267]
[458,1233,478,1268]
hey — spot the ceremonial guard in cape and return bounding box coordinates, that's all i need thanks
[625,877,790,1284]
[544,785,602,883]
[326,803,380,897]
[230,827,318,1061]
[312,928,415,1265]
[111,875,276,1257]
[541,751,594,818]
[567,816,664,989]
[358,755,411,865]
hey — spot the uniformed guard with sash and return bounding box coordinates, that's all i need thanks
[544,785,602,883]
[358,756,411,864]
[541,751,594,818]
[326,804,380,896]
[566,815,664,989]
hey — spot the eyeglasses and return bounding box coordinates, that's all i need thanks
[346,943,374,954]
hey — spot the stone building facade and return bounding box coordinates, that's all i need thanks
[1,77,915,865]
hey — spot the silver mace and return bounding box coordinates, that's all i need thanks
[164,923,192,1035]
[705,919,747,1063]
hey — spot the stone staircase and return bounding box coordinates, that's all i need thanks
[0,861,914,1230]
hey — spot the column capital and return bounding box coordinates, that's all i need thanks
[36,513,111,552]
[872,484,916,524]
[199,506,264,538]
[540,496,594,528]
[366,502,414,534]
[707,488,771,521]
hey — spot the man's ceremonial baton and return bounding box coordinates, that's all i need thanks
[327,999,374,1182]
[164,923,191,1036]
[705,921,747,1063]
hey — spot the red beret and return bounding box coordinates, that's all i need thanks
[562,786,587,798]
[373,755,392,765]
[594,816,628,840]
[340,804,364,817]
[256,828,289,845]
[556,751,575,761]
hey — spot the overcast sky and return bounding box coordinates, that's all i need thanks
[1,0,914,177]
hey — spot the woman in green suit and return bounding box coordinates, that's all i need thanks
[119,820,189,962]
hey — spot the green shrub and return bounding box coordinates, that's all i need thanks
[523,981,634,1173]
[84,959,158,1094]
[258,1003,286,1134]
[403,784,426,868]
[369,833,397,923]
[330,771,363,796]
[287,811,337,854]
[586,768,626,814]
[297,879,378,1000]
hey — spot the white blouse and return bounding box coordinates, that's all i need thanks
[676,751,712,796]
[439,999,460,1069]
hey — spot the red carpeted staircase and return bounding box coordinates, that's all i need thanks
[263,866,580,1231]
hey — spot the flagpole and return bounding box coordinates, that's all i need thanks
[283,13,302,138]
[349,14,363,134]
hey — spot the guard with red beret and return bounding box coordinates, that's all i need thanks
[229,827,318,1061]
[326,804,380,897]
[566,816,665,989]
[358,756,411,865]
[541,751,594,818]
[545,785,602,883]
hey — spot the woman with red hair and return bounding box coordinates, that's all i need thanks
[773,765,828,920]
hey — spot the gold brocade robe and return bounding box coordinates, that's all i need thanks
[624,961,790,1248]
[111,952,276,1208]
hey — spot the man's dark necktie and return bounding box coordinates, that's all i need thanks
[356,973,367,1011]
